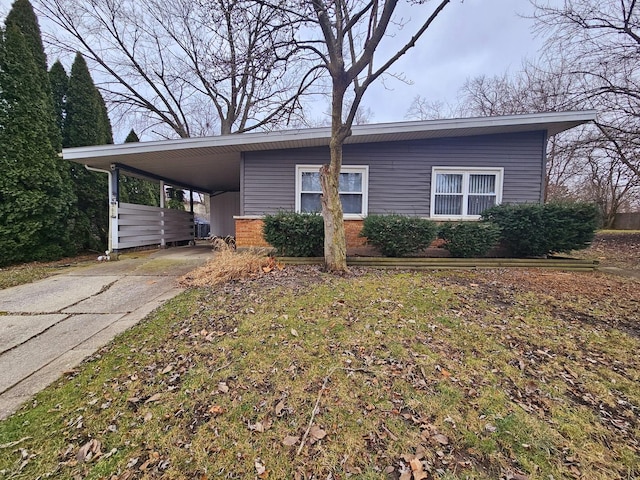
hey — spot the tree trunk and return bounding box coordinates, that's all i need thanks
[320,158,348,272]
[320,77,349,273]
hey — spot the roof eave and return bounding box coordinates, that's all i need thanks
[62,110,597,162]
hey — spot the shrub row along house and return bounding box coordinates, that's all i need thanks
[63,111,596,253]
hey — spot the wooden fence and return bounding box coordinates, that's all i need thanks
[613,212,640,230]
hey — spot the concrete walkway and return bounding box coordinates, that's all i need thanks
[0,244,213,419]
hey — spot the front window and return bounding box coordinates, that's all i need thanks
[431,167,503,219]
[296,165,368,217]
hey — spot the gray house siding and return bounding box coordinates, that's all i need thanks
[210,192,240,236]
[241,131,547,216]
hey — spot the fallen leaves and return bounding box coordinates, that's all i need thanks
[7,261,639,480]
[282,435,299,447]
[76,439,101,463]
[248,419,272,433]
[274,400,290,417]
[254,458,268,478]
[431,433,449,445]
[308,425,326,443]
[208,405,225,416]
[262,257,285,274]
[144,393,163,404]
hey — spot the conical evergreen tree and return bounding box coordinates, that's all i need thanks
[0,24,73,265]
[49,60,68,134]
[5,0,62,151]
[124,129,139,143]
[64,52,112,251]
[98,93,113,145]
[4,0,46,73]
[119,129,160,206]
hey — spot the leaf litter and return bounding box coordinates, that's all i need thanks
[1,244,639,479]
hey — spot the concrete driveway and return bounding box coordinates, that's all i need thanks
[0,244,213,419]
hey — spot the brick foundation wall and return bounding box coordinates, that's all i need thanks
[235,219,271,248]
[345,220,367,246]
[235,218,367,248]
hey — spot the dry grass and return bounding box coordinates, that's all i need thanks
[1,266,638,480]
[1,234,639,479]
[178,249,272,288]
[0,254,95,290]
[572,231,640,271]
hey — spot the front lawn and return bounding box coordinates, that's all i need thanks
[570,230,640,271]
[0,254,95,290]
[0,266,638,479]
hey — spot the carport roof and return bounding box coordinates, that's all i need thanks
[63,110,596,194]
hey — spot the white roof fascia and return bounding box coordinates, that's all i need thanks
[62,110,597,161]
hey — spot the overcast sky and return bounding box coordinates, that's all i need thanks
[0,0,562,138]
[361,0,560,122]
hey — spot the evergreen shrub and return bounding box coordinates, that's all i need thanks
[438,222,502,258]
[481,202,598,257]
[361,214,437,257]
[262,212,324,257]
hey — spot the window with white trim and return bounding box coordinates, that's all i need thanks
[295,165,368,218]
[430,167,503,219]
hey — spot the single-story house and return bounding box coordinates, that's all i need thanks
[63,110,596,253]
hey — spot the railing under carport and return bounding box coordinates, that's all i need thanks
[113,202,194,250]
[83,164,204,254]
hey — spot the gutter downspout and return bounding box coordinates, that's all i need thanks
[85,164,119,258]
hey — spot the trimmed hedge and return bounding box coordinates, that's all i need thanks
[481,202,598,257]
[361,214,437,257]
[439,222,502,258]
[262,212,324,257]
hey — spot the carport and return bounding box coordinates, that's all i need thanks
[63,126,348,254]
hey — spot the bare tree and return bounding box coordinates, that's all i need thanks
[35,0,318,138]
[459,56,579,116]
[573,138,640,227]
[531,0,640,180]
[457,55,640,216]
[405,96,459,120]
[457,59,590,201]
[276,0,450,272]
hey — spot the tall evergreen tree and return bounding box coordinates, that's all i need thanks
[49,60,68,134]
[98,92,113,145]
[5,0,61,151]
[119,129,160,207]
[64,52,112,251]
[0,23,73,265]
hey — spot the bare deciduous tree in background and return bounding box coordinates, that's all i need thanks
[532,0,640,181]
[457,59,593,203]
[404,96,459,120]
[35,0,318,138]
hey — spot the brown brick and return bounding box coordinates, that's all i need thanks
[235,219,270,247]
[345,220,366,247]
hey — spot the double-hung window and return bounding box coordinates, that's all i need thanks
[430,167,503,219]
[295,165,368,218]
